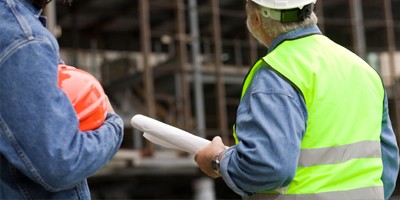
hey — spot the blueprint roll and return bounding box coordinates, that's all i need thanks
[130,114,211,154]
[131,114,287,194]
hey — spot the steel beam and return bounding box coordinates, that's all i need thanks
[71,4,78,67]
[234,38,243,66]
[210,0,229,143]
[90,39,100,80]
[189,0,206,138]
[139,0,156,118]
[349,0,366,59]
[176,0,193,131]
[139,0,156,151]
[44,1,57,37]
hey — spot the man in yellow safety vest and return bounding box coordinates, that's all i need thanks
[195,0,399,199]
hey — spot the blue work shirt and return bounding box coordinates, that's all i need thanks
[220,25,399,200]
[0,0,124,199]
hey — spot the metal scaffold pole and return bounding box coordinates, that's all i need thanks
[44,1,56,37]
[176,0,193,131]
[189,0,206,138]
[349,0,366,60]
[139,0,156,151]
[210,0,229,143]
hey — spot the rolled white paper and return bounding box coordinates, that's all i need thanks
[143,133,187,152]
[131,114,211,154]
[131,114,287,194]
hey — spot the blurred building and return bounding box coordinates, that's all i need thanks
[45,0,400,199]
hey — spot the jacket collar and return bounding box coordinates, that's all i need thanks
[268,25,322,54]
[14,0,43,18]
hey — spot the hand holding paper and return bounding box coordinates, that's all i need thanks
[130,114,288,194]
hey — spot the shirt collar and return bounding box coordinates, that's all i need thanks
[14,0,43,18]
[268,25,322,54]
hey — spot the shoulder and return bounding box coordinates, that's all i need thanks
[238,63,308,119]
[0,2,59,66]
[250,64,302,101]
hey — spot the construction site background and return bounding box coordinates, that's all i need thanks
[44,0,400,199]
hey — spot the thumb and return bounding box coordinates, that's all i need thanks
[212,136,222,143]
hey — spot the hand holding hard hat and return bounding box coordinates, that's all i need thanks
[58,64,109,131]
[105,96,115,114]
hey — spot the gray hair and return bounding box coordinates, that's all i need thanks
[247,1,318,37]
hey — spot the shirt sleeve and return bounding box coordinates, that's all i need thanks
[0,38,124,192]
[219,67,307,197]
[380,93,399,200]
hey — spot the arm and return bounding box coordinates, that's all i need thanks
[221,92,306,196]
[380,93,399,200]
[0,39,124,192]
[195,67,307,196]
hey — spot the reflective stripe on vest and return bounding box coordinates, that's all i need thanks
[234,34,384,198]
[243,186,384,200]
[298,140,381,167]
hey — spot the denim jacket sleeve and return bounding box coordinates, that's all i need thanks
[0,29,124,192]
[381,94,399,200]
[220,67,308,197]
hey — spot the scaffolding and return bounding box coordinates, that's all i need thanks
[47,0,400,198]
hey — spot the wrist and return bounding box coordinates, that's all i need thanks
[211,150,223,174]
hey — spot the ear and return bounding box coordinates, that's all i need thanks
[253,9,262,28]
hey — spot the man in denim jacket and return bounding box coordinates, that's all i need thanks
[0,0,124,199]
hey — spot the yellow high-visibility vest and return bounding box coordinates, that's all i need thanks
[234,34,384,199]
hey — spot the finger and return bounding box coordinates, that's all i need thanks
[105,95,115,113]
[212,136,222,143]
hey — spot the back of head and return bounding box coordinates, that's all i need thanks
[247,0,318,37]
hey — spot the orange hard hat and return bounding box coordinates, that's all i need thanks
[58,64,107,131]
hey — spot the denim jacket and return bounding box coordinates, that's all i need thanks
[220,25,399,200]
[0,0,124,199]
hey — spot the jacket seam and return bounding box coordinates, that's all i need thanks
[249,64,308,120]
[6,0,34,40]
[261,59,305,101]
[75,186,81,200]
[250,92,308,123]
[9,0,60,54]
[0,38,52,67]
[251,91,294,99]
[238,66,306,120]
[259,60,308,119]
[13,0,41,17]
[9,162,32,200]
[0,114,58,192]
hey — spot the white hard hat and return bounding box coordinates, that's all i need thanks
[250,0,317,10]
[249,0,316,23]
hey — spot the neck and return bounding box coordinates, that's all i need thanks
[260,28,276,48]
[265,35,275,48]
